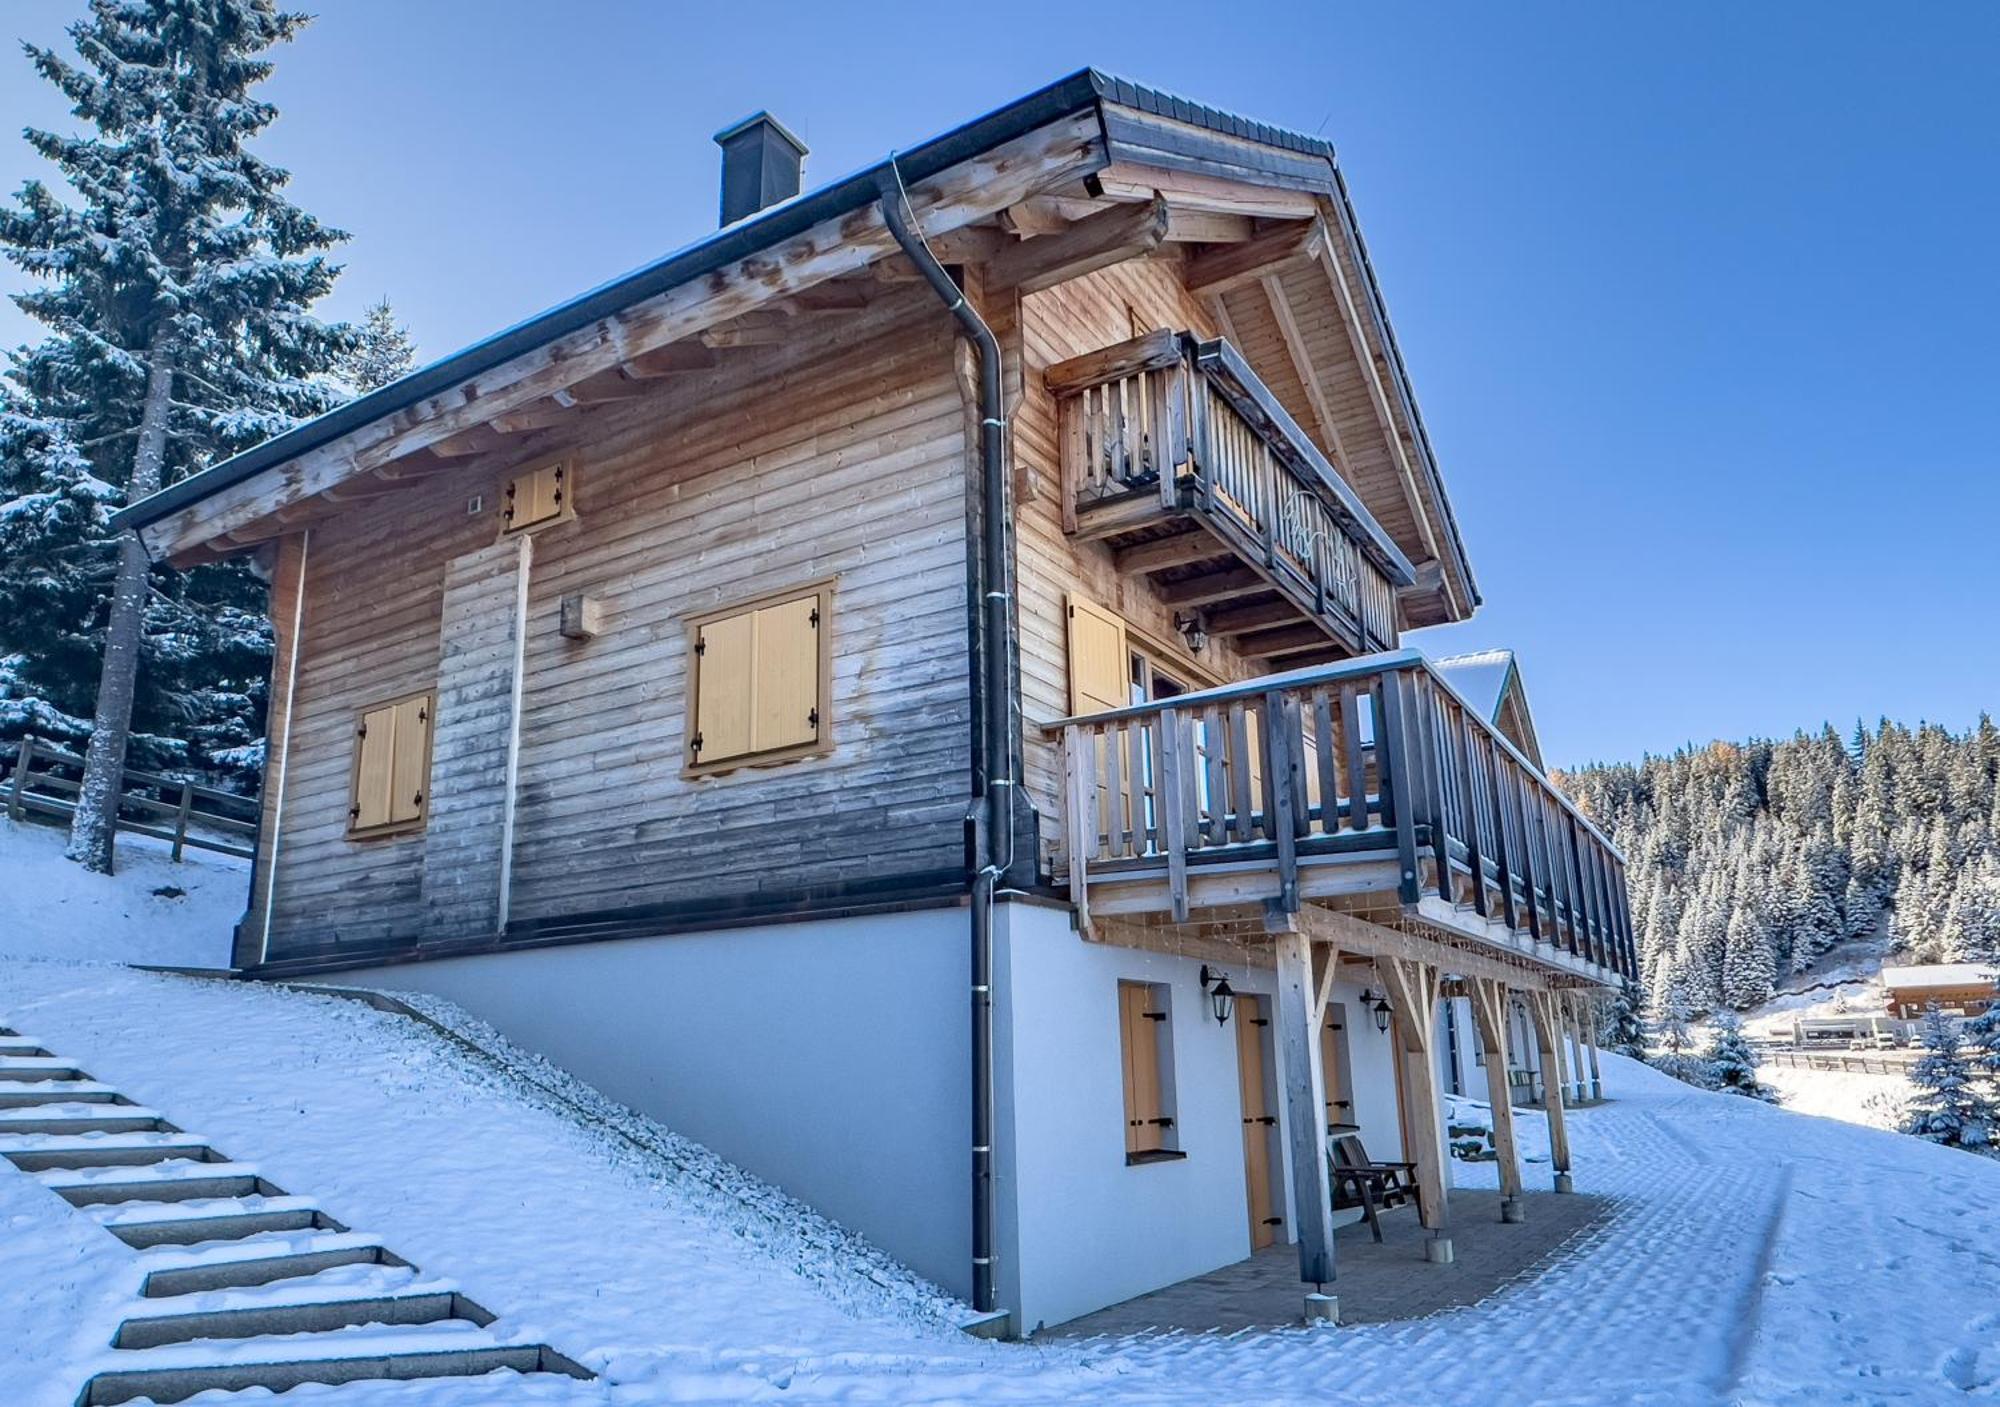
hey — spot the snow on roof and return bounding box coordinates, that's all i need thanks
[1433,649,1516,722]
[1879,963,1998,990]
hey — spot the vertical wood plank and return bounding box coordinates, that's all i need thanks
[1275,930,1336,1287]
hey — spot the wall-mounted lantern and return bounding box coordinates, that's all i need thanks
[1173,610,1208,655]
[1358,987,1393,1034]
[1198,964,1236,1026]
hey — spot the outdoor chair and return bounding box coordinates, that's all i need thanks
[1327,1133,1422,1242]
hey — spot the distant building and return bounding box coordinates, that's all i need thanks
[1880,964,1998,1021]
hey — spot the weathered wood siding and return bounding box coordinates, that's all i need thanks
[1000,258,1350,866]
[260,289,973,960]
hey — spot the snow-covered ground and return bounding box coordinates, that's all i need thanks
[8,826,2000,1404]
[1760,1062,1909,1131]
[0,817,240,968]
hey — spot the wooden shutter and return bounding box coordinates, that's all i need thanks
[1066,594,1129,716]
[1119,983,1166,1155]
[750,595,820,752]
[388,694,430,825]
[694,610,755,764]
[502,460,571,534]
[351,703,397,831]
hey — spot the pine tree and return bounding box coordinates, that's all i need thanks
[1722,900,1776,1010]
[336,298,416,394]
[1941,857,2000,963]
[1901,1005,1996,1152]
[1704,1012,1773,1100]
[1655,984,1694,1056]
[0,0,351,870]
[1964,1003,2000,1089]
[1607,976,1646,1058]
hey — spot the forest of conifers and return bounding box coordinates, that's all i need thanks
[1559,718,2000,1014]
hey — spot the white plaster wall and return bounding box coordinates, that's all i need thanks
[992,904,1414,1332]
[340,908,971,1297]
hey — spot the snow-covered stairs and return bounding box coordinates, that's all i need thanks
[0,1022,596,1406]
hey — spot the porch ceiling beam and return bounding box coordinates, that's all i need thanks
[562,368,650,405]
[1183,219,1322,296]
[1154,565,1267,607]
[1235,623,1332,657]
[1203,597,1302,637]
[1112,528,1230,575]
[137,109,1108,563]
[985,194,1171,295]
[620,342,718,379]
[1297,906,1550,993]
[427,425,510,459]
[485,400,582,436]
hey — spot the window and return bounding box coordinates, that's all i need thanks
[348,691,433,838]
[685,582,832,774]
[1118,980,1182,1163]
[500,458,574,535]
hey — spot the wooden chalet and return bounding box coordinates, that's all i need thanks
[114,71,1636,1334]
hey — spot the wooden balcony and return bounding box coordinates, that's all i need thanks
[1048,330,1416,663]
[1049,650,1636,988]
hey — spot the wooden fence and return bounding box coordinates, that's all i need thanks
[3,737,258,861]
[1760,1047,1914,1077]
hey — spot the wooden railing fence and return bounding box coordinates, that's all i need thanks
[3,736,258,861]
[1052,651,1637,979]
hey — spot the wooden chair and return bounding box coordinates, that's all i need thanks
[1327,1133,1422,1242]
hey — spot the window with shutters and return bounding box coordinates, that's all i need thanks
[347,691,433,838]
[499,458,574,535]
[1118,980,1183,1164]
[684,582,833,776]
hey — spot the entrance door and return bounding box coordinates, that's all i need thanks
[1236,995,1281,1250]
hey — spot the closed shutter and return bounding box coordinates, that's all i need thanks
[694,610,754,764]
[352,703,398,831]
[750,595,820,752]
[1119,983,1165,1155]
[1066,594,1129,716]
[388,694,430,825]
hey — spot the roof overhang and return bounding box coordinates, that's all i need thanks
[113,68,1479,615]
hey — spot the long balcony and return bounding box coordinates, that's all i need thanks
[1048,650,1636,987]
[1048,330,1414,662]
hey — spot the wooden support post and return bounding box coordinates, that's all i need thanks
[1567,996,1590,1104]
[170,779,194,862]
[1377,954,1451,1263]
[1527,992,1574,1192]
[8,738,31,822]
[1585,998,1605,1102]
[1276,930,1337,1294]
[1467,977,1525,1223]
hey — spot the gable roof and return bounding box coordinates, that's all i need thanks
[111,68,1477,616]
[1880,964,1998,991]
[1434,649,1544,769]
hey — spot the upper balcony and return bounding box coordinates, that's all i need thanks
[1047,649,1636,988]
[1047,330,1416,664]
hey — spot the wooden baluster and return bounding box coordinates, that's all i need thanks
[1376,669,1422,906]
[1105,722,1128,857]
[1340,684,1368,831]
[1312,687,1339,836]
[1449,700,1487,917]
[1159,708,1190,921]
[1202,704,1227,847]
[1227,702,1254,843]
[1064,725,1095,934]
[1127,719,1150,854]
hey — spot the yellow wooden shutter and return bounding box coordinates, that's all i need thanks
[388,694,430,825]
[352,703,397,831]
[1120,983,1165,1154]
[695,611,754,763]
[750,595,820,753]
[1066,594,1129,716]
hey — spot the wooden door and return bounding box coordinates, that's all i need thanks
[1236,996,1280,1250]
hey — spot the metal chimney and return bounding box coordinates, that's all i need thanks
[714,112,807,226]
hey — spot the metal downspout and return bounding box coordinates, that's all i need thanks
[878,165,1011,1317]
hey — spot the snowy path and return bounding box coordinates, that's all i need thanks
[4,957,1999,1406]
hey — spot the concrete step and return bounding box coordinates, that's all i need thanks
[141,1234,409,1298]
[0,1103,167,1136]
[0,1055,85,1081]
[0,1130,216,1172]
[0,1079,123,1108]
[115,1284,483,1350]
[94,1195,343,1249]
[80,1327,591,1405]
[44,1162,274,1207]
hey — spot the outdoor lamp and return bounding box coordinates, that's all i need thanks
[1372,996,1393,1034]
[1198,964,1236,1026]
[1173,610,1208,654]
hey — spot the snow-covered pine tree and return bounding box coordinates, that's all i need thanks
[1964,1003,2000,1090]
[1704,1012,1774,1100]
[1606,976,1646,1058]
[336,298,417,394]
[0,0,351,871]
[1722,896,1776,1010]
[1941,856,2000,963]
[1655,983,1694,1056]
[1901,1005,1996,1152]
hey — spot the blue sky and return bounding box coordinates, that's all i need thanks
[2,2,1995,766]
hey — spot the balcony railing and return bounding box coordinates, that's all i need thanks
[1048,650,1635,983]
[1050,330,1413,658]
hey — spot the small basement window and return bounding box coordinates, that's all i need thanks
[348,691,433,838]
[500,458,574,535]
[685,582,833,774]
[1118,980,1183,1164]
